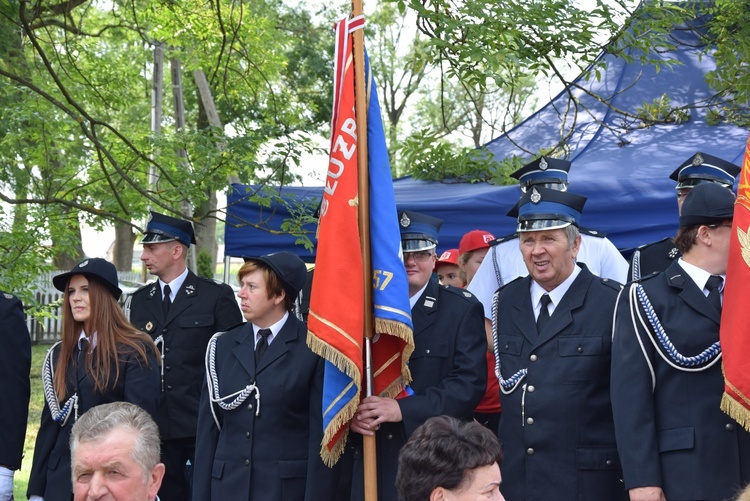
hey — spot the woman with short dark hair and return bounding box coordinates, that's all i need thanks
[396,415,505,501]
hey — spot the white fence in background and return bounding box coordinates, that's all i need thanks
[26,271,146,343]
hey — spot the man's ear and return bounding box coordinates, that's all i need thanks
[148,463,166,499]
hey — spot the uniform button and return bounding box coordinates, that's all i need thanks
[605,459,612,466]
[244,459,250,466]
[245,431,251,438]
[504,344,509,350]
[194,321,200,325]
[726,423,736,431]
[386,434,393,440]
[165,366,171,371]
[530,354,538,362]
[247,404,253,411]
[425,349,431,354]
[527,385,535,392]
[162,328,168,334]
[526,448,535,455]
[577,346,583,353]
[167,385,173,390]
[165,347,170,353]
[526,417,534,425]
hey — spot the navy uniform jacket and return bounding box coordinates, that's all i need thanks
[128,270,242,439]
[495,265,627,501]
[192,315,337,501]
[627,236,681,281]
[351,278,487,501]
[28,343,160,500]
[0,292,31,470]
[611,261,750,500]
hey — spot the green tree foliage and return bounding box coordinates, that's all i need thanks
[0,0,334,303]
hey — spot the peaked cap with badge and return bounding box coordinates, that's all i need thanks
[140,211,196,247]
[507,186,587,232]
[511,156,571,192]
[670,152,741,190]
[398,210,443,252]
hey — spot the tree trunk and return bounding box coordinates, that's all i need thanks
[112,222,136,271]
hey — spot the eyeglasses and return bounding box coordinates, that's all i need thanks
[404,251,435,263]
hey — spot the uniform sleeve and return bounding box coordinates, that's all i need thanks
[122,347,161,421]
[610,284,663,490]
[27,388,59,497]
[467,250,501,320]
[398,299,487,435]
[0,295,31,470]
[193,374,220,501]
[214,284,243,332]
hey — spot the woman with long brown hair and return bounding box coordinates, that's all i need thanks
[28,258,160,501]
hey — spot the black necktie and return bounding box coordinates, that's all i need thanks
[255,329,272,364]
[162,285,172,317]
[78,337,89,362]
[705,275,723,313]
[537,294,552,334]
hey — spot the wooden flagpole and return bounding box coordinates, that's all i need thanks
[351,0,377,499]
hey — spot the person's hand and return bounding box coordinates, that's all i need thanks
[629,486,666,501]
[0,467,12,501]
[350,396,402,436]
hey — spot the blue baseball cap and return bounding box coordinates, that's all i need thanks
[508,186,587,232]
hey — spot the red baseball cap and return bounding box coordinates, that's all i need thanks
[459,230,495,256]
[434,248,460,270]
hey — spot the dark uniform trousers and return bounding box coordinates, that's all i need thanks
[347,278,487,501]
[27,343,160,500]
[0,292,31,473]
[612,261,750,500]
[128,269,242,501]
[495,265,627,501]
[192,316,339,501]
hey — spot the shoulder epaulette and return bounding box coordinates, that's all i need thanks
[495,275,525,295]
[598,277,623,291]
[441,285,477,302]
[634,271,660,283]
[132,281,157,295]
[636,236,672,251]
[490,232,518,246]
[579,226,607,238]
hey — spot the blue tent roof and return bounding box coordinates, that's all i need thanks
[225,10,748,261]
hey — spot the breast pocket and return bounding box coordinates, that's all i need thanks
[558,337,605,383]
[177,314,216,347]
[409,340,450,388]
[497,335,525,379]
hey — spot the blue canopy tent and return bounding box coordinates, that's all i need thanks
[225,9,748,261]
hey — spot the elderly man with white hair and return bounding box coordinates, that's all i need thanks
[70,402,165,501]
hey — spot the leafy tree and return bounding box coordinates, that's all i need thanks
[0,0,335,305]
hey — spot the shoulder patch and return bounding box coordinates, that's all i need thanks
[579,226,607,238]
[491,232,518,246]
